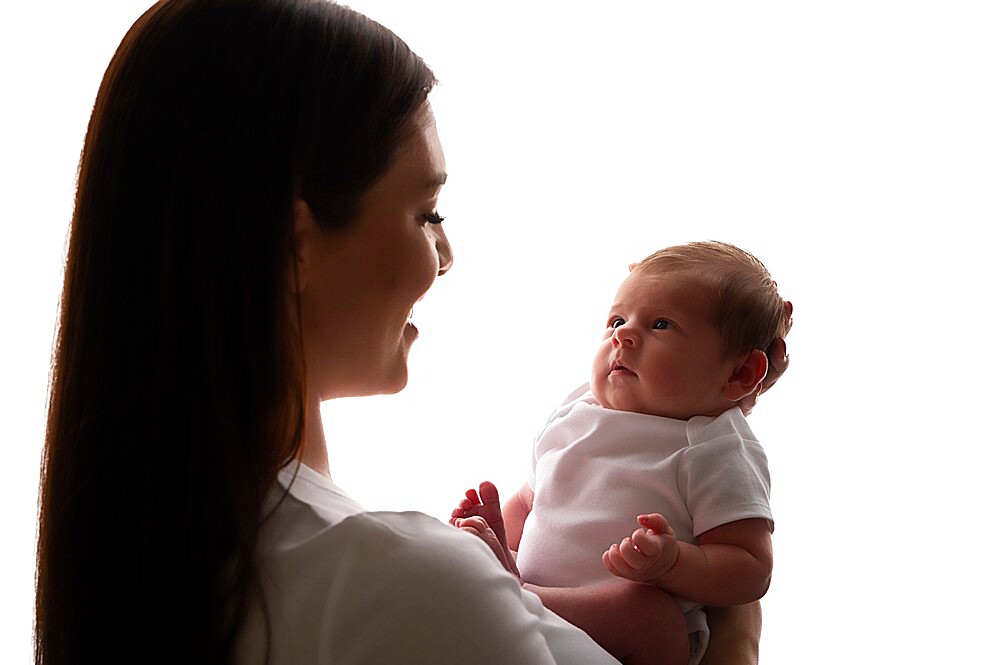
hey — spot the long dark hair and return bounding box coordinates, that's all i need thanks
[35,1,435,662]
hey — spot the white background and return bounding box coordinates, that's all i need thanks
[2,1,998,662]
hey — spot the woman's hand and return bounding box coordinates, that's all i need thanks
[739,301,792,416]
[452,516,522,580]
[701,602,762,665]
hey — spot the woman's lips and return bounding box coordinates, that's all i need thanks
[405,307,418,339]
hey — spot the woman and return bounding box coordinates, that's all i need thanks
[35,1,779,662]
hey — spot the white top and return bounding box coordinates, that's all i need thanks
[518,384,773,611]
[235,462,617,664]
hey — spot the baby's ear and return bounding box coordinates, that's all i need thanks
[723,349,769,402]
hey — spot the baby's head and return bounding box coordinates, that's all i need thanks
[590,241,791,420]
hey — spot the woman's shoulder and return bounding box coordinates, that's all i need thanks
[248,508,614,664]
[332,509,494,569]
[319,510,522,603]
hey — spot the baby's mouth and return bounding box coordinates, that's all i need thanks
[610,361,637,377]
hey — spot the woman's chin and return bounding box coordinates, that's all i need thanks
[376,372,409,395]
[379,345,412,395]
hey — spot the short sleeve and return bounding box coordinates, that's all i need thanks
[315,512,617,665]
[677,421,773,538]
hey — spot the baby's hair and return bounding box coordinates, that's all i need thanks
[632,241,792,358]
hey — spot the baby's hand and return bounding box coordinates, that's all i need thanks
[602,513,679,584]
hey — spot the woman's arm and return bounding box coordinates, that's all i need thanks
[701,602,762,665]
[332,512,617,664]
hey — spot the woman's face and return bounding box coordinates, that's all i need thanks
[295,104,452,399]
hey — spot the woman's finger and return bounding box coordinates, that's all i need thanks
[759,336,789,394]
[740,335,790,414]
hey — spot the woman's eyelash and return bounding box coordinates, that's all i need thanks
[423,212,446,225]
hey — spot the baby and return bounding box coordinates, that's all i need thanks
[452,241,792,665]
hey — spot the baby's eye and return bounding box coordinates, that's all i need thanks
[423,212,446,225]
[609,317,625,329]
[652,319,673,330]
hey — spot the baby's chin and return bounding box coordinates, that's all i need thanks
[590,382,725,420]
[591,383,664,418]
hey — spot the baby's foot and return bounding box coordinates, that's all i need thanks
[451,482,500,527]
[451,481,508,551]
[475,481,505,537]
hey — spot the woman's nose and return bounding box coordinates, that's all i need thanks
[431,224,453,276]
[611,325,637,347]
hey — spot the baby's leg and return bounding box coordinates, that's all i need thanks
[526,581,689,665]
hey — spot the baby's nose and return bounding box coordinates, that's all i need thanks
[611,326,637,347]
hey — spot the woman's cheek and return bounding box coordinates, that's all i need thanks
[416,229,442,291]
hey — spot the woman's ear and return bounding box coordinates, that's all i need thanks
[723,349,769,402]
[288,199,314,294]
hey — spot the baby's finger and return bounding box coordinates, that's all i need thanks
[602,549,624,577]
[602,550,613,572]
[465,488,483,505]
[616,537,649,570]
[637,513,670,534]
[630,529,663,557]
[603,544,633,578]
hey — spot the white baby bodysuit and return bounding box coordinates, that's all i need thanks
[516,384,773,664]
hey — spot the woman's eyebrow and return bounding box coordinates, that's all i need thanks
[426,172,448,188]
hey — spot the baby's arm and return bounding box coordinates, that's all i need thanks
[603,515,772,606]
